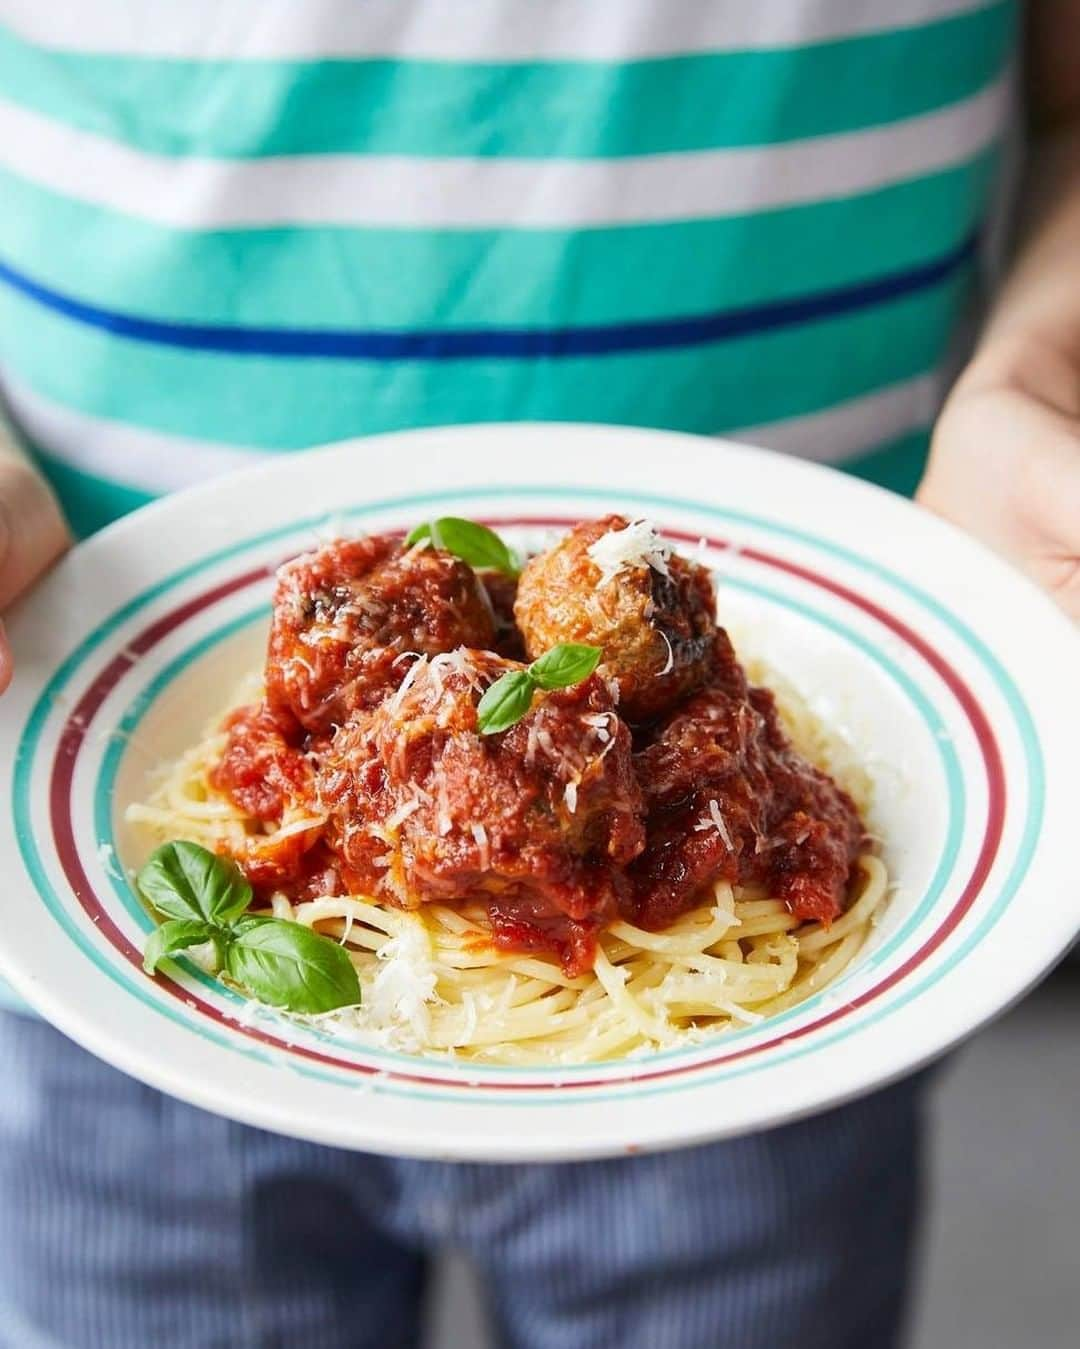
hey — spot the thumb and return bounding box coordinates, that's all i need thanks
[0,458,69,611]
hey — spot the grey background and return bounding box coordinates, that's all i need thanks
[422,968,1080,1349]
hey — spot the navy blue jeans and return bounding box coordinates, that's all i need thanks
[0,1012,925,1348]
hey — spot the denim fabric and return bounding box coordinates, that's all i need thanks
[0,1012,926,1349]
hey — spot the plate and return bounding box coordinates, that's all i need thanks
[2,424,1078,1161]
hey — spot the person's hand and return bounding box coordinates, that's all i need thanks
[918,330,1080,619]
[0,456,70,694]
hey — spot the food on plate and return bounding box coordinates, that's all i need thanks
[628,629,863,931]
[266,533,495,733]
[515,515,718,722]
[129,517,887,1064]
[316,646,643,976]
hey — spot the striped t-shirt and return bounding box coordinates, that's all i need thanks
[0,0,1017,540]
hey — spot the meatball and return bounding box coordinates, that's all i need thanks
[266,535,495,733]
[315,649,645,974]
[514,515,718,723]
[628,632,865,929]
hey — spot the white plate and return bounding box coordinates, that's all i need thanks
[2,424,1078,1161]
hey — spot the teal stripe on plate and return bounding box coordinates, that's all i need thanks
[0,153,998,329]
[0,271,972,448]
[11,483,1041,1100]
[0,6,1013,159]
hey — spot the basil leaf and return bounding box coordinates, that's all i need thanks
[143,919,215,975]
[409,517,519,576]
[225,917,361,1014]
[137,841,252,926]
[529,643,602,691]
[405,522,432,548]
[476,669,537,735]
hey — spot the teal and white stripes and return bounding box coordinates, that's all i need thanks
[0,76,1006,228]
[0,0,1013,61]
[0,4,1012,160]
[0,0,1017,534]
[0,265,972,431]
[0,151,998,326]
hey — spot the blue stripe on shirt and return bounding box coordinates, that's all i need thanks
[0,234,977,361]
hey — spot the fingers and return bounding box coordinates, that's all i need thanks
[0,619,11,696]
[0,457,70,611]
[0,459,70,695]
[920,382,1080,620]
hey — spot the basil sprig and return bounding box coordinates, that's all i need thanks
[476,670,535,735]
[224,916,362,1015]
[138,841,361,1015]
[476,643,601,735]
[405,517,520,576]
[139,841,252,926]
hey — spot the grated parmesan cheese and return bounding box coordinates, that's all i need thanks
[370,917,439,1039]
[385,797,422,829]
[582,711,615,750]
[536,727,558,760]
[694,798,734,851]
[586,519,672,586]
[563,780,578,814]
[390,654,427,712]
[270,811,327,842]
[657,630,674,676]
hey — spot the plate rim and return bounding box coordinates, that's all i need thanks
[2,423,1078,1157]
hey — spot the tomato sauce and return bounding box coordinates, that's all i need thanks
[207,532,866,975]
[209,704,310,821]
[628,632,864,929]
